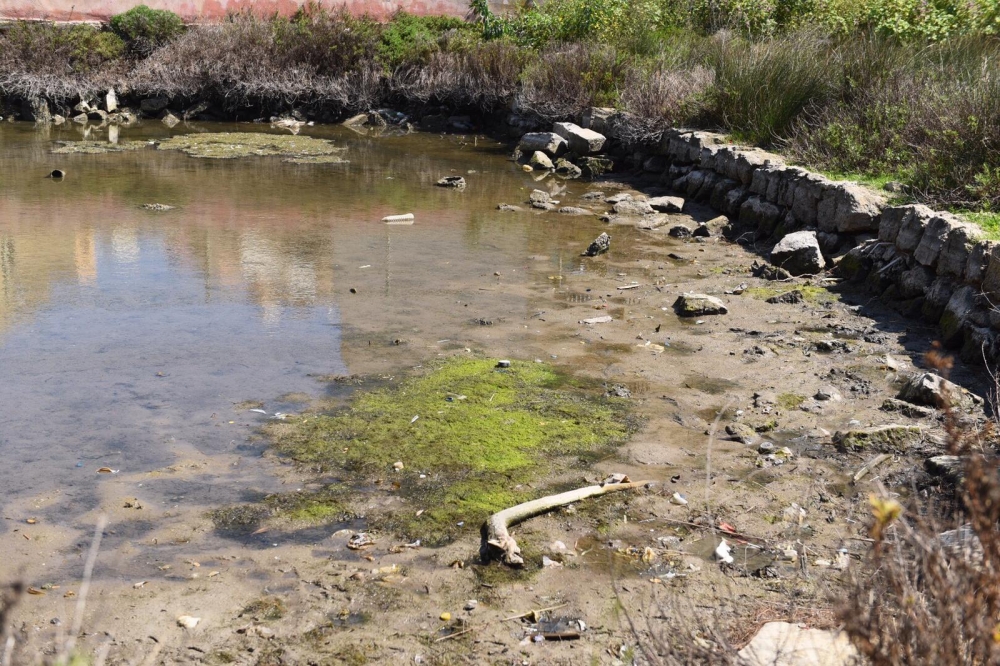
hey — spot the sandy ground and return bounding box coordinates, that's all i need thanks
[2,174,986,666]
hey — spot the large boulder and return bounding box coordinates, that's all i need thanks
[140,96,170,114]
[518,132,568,157]
[553,122,606,154]
[613,199,654,216]
[647,196,685,213]
[770,231,824,276]
[581,107,615,134]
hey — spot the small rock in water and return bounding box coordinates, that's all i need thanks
[673,293,727,317]
[554,158,582,179]
[435,176,466,189]
[582,232,611,257]
[496,203,522,212]
[529,151,554,170]
[557,206,591,215]
[142,203,174,211]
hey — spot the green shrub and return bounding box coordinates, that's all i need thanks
[377,11,471,70]
[110,5,185,56]
[0,22,124,74]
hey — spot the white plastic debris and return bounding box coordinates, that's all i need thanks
[383,213,414,224]
[670,492,688,506]
[714,539,734,564]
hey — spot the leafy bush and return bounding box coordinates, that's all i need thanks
[377,11,471,70]
[0,22,124,74]
[110,5,185,56]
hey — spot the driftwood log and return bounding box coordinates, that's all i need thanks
[481,475,650,566]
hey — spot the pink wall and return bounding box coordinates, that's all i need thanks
[0,0,489,22]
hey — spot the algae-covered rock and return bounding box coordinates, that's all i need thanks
[156,132,346,161]
[51,140,151,154]
[834,424,922,452]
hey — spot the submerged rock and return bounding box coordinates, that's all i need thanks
[674,293,728,317]
[554,159,582,179]
[770,230,824,276]
[582,232,611,257]
[557,207,591,215]
[436,176,466,189]
[155,132,346,162]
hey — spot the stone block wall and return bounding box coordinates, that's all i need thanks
[645,128,999,368]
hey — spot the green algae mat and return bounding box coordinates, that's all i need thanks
[52,132,347,163]
[216,358,634,545]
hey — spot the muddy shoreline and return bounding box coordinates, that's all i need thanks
[0,122,991,665]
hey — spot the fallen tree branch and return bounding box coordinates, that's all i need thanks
[481,475,650,566]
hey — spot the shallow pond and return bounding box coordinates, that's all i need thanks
[0,121,650,541]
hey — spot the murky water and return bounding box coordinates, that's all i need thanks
[0,122,639,537]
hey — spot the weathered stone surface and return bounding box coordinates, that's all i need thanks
[898,372,982,411]
[518,132,568,157]
[557,206,591,215]
[925,455,963,481]
[722,187,749,217]
[529,151,553,170]
[791,172,828,226]
[739,197,783,234]
[938,222,982,278]
[766,290,804,304]
[577,155,613,177]
[770,231,824,276]
[725,422,756,443]
[674,293,728,316]
[981,243,1000,298]
[878,205,912,243]
[554,158,582,179]
[529,189,551,205]
[648,196,685,213]
[71,112,88,124]
[642,155,667,173]
[914,215,955,267]
[581,107,615,134]
[966,240,995,285]
[940,285,977,347]
[881,398,936,418]
[668,225,691,238]
[582,232,611,257]
[817,182,885,233]
[24,96,50,123]
[834,425,922,451]
[738,621,858,666]
[921,277,955,322]
[898,265,934,299]
[105,88,118,113]
[613,199,655,216]
[553,121,606,154]
[896,204,935,252]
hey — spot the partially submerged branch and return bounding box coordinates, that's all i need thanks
[481,475,650,566]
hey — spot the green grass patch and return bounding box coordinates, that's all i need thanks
[777,392,806,410]
[266,357,633,545]
[960,211,1000,240]
[743,284,835,303]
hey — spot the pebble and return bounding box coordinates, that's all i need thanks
[464,600,478,611]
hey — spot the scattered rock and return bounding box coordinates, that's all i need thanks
[725,423,756,444]
[605,193,633,204]
[578,155,614,177]
[529,151,554,170]
[581,191,604,200]
[161,113,179,128]
[606,384,631,398]
[177,615,201,629]
[532,201,556,211]
[647,196,685,213]
[435,176,466,189]
[497,203,523,212]
[738,621,858,666]
[552,121,606,154]
[674,293,728,317]
[765,290,804,305]
[142,203,174,211]
[834,425,922,452]
[814,385,842,401]
[668,225,691,238]
[529,190,551,205]
[613,199,654,216]
[692,224,711,238]
[464,600,478,611]
[557,206,591,215]
[519,132,568,157]
[770,231,824,276]
[880,398,935,418]
[582,232,611,257]
[752,261,792,281]
[897,372,982,412]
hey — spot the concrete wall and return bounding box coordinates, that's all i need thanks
[0,0,486,22]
